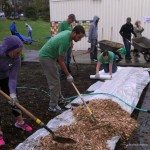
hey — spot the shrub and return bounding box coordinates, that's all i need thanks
[25,6,38,20]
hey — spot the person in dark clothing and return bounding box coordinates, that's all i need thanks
[119,17,136,60]
[9,22,17,35]
[88,16,100,62]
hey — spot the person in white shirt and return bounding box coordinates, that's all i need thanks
[25,23,32,39]
[134,20,144,37]
[133,20,144,57]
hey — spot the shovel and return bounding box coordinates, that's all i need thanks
[0,90,76,144]
[71,83,98,123]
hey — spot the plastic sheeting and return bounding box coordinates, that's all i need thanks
[15,67,150,150]
[87,67,150,113]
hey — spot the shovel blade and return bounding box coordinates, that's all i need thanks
[53,136,76,144]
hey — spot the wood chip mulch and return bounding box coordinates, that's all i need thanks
[34,99,138,150]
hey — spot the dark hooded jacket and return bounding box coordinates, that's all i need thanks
[119,23,136,40]
[88,16,99,42]
[9,22,17,33]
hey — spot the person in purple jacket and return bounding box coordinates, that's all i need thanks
[0,35,32,147]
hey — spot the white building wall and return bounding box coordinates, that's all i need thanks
[50,0,150,50]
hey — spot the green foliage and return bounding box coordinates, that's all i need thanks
[2,1,13,17]
[31,0,50,21]
[25,6,38,20]
[40,6,50,22]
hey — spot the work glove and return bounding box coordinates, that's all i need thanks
[9,93,18,106]
[95,73,100,79]
[67,74,74,83]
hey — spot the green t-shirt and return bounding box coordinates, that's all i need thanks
[117,47,126,56]
[39,30,71,59]
[58,21,73,33]
[98,51,114,64]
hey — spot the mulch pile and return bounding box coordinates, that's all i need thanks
[34,99,138,150]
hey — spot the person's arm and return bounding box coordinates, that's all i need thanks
[131,25,137,37]
[95,62,101,78]
[58,55,73,82]
[57,55,70,76]
[119,25,124,37]
[9,58,21,95]
[139,26,144,33]
[96,62,101,73]
[141,27,144,32]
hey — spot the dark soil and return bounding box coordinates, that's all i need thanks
[0,62,96,150]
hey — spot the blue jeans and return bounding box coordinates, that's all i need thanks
[123,38,131,58]
[28,31,32,39]
[102,56,117,73]
[90,39,98,60]
[103,63,117,73]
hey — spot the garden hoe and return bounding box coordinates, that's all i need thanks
[71,82,98,123]
[0,90,76,144]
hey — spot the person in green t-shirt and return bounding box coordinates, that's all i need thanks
[95,50,117,79]
[58,14,76,74]
[39,25,85,115]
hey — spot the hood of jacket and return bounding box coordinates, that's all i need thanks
[92,16,99,24]
[0,35,23,56]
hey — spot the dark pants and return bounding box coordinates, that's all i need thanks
[103,63,117,73]
[65,47,72,67]
[90,39,98,60]
[102,56,117,73]
[113,51,122,59]
[0,78,21,124]
[28,31,32,39]
[123,38,131,59]
[11,31,16,35]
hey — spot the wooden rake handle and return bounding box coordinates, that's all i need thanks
[71,82,93,116]
[0,90,54,135]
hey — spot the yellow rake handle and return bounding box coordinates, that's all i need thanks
[71,82,93,116]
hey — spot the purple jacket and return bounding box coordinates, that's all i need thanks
[0,35,23,94]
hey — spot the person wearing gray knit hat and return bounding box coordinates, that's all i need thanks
[0,35,32,147]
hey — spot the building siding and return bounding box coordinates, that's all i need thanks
[50,0,150,50]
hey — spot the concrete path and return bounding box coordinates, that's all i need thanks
[23,49,150,67]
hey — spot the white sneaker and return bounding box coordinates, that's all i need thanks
[48,105,63,114]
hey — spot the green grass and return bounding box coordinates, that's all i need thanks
[0,19,51,50]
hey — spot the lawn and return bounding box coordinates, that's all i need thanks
[0,19,51,50]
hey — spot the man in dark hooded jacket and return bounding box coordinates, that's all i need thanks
[88,16,100,62]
